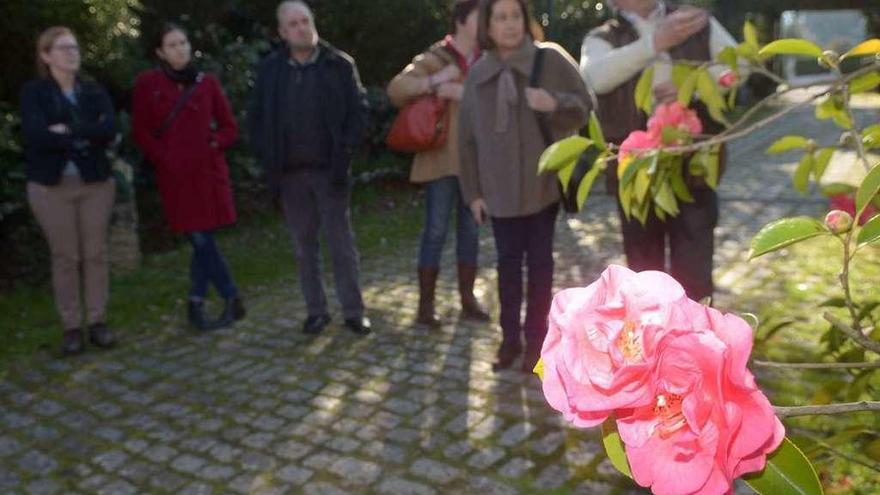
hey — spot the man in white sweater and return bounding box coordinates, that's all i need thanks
[580,0,738,301]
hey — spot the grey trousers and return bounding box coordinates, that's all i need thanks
[279,169,364,319]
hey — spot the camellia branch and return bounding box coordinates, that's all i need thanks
[824,312,880,354]
[753,360,880,369]
[794,429,880,473]
[773,401,880,418]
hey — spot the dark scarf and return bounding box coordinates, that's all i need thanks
[160,61,200,85]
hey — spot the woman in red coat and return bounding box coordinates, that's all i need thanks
[132,23,245,330]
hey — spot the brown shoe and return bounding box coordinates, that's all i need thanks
[458,264,490,322]
[417,267,441,326]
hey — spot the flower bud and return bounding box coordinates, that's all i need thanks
[825,209,853,234]
[718,70,738,88]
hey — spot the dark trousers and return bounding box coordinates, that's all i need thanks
[187,231,238,300]
[616,187,718,301]
[279,169,364,319]
[491,204,558,355]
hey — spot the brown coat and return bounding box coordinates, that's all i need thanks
[387,41,465,183]
[458,40,590,218]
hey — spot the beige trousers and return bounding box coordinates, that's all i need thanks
[27,177,115,330]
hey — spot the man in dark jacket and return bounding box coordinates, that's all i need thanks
[249,0,371,335]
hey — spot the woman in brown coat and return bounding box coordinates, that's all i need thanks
[459,0,590,371]
[387,0,489,326]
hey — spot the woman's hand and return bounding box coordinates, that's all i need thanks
[470,198,488,226]
[653,82,678,104]
[48,123,71,135]
[525,88,558,113]
[422,64,462,93]
[436,82,464,101]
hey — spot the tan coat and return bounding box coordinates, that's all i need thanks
[387,41,465,184]
[458,40,590,218]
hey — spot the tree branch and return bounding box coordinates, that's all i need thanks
[754,360,880,370]
[824,312,880,354]
[795,429,880,473]
[774,401,880,418]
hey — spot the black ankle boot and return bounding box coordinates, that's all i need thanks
[88,322,117,349]
[188,300,217,331]
[217,296,246,327]
[61,328,85,356]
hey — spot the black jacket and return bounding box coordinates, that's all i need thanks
[247,40,368,187]
[19,77,118,185]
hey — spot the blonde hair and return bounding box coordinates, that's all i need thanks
[35,26,75,77]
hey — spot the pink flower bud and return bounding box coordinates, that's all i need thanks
[719,70,738,88]
[825,209,853,234]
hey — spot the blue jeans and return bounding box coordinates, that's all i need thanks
[188,231,238,300]
[417,176,479,269]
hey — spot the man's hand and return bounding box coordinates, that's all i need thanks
[48,123,70,135]
[525,88,558,113]
[436,82,464,101]
[470,198,488,226]
[653,82,678,104]
[653,7,708,53]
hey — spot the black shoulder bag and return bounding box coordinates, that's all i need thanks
[528,48,591,214]
[153,74,203,139]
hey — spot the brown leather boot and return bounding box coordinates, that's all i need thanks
[458,264,490,322]
[417,267,441,326]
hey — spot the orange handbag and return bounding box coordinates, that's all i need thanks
[385,94,450,153]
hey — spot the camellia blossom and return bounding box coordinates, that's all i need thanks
[648,101,703,137]
[540,265,785,495]
[824,209,853,234]
[619,129,662,162]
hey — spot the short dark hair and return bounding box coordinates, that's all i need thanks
[477,0,539,51]
[450,0,480,33]
[154,22,187,51]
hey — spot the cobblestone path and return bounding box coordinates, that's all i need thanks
[1,99,877,494]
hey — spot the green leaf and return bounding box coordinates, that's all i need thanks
[619,181,633,219]
[743,20,759,49]
[677,68,700,107]
[767,135,811,154]
[558,161,577,195]
[757,317,798,343]
[635,168,651,203]
[671,64,694,88]
[759,39,824,58]
[863,124,880,150]
[719,46,738,70]
[654,181,679,216]
[855,162,880,217]
[635,66,655,114]
[601,418,633,479]
[743,437,824,495]
[849,71,880,94]
[620,155,652,187]
[749,217,830,259]
[697,69,728,125]
[588,111,607,151]
[842,38,880,59]
[576,158,604,211]
[694,146,722,189]
[538,136,593,174]
[793,154,813,194]
[813,148,834,182]
[857,213,880,246]
[670,163,695,203]
[815,95,853,130]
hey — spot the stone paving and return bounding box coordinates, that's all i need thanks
[1,99,877,494]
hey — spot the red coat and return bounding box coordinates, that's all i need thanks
[132,69,238,233]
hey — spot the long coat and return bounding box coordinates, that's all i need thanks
[131,69,238,233]
[458,40,590,218]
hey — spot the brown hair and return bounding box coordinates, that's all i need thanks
[477,0,541,51]
[451,0,480,33]
[35,26,75,77]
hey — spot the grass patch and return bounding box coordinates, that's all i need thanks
[0,179,423,369]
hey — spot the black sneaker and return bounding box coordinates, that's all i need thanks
[343,316,372,336]
[217,296,246,327]
[61,328,85,356]
[88,322,117,349]
[303,314,331,335]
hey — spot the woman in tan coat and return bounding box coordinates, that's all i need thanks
[459,0,590,371]
[387,0,489,326]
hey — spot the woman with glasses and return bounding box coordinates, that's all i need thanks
[20,26,119,356]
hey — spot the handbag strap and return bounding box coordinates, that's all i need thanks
[528,47,553,147]
[153,73,204,139]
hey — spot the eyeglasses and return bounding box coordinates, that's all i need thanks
[52,44,80,53]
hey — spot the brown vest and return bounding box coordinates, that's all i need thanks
[590,5,725,188]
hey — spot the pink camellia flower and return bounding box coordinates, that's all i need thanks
[616,307,785,495]
[829,194,878,226]
[824,209,853,234]
[718,70,738,88]
[619,129,662,162]
[648,101,703,136]
[540,265,709,428]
